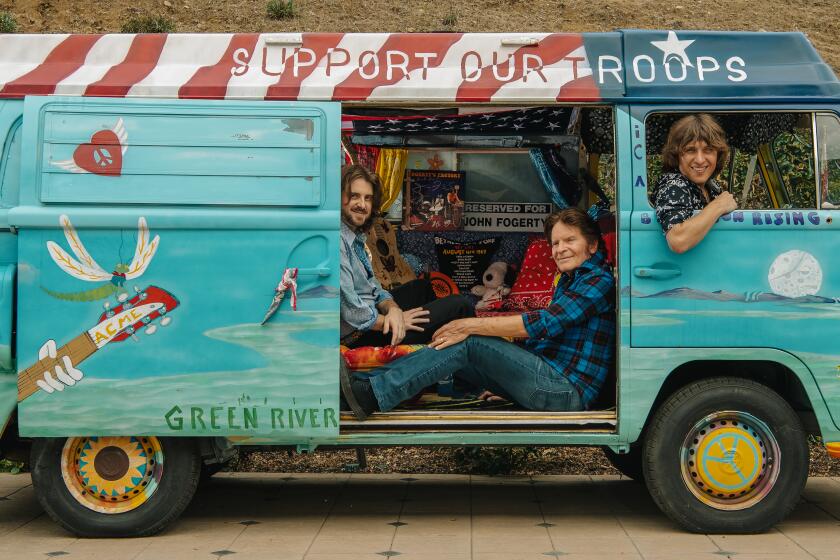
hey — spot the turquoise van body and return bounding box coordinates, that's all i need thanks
[0,29,837,535]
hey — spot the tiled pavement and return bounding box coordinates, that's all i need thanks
[1,473,839,559]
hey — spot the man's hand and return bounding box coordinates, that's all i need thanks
[403,307,430,333]
[35,339,84,394]
[478,390,507,402]
[429,318,475,350]
[382,306,407,346]
[710,191,737,217]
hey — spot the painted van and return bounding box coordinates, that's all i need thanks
[0,30,838,536]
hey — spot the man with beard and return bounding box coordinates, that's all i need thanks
[339,164,474,350]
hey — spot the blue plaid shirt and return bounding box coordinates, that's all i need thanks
[521,251,615,408]
[340,221,393,338]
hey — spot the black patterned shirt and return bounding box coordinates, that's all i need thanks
[651,172,722,233]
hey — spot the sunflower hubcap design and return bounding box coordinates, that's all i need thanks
[681,411,780,510]
[61,436,164,514]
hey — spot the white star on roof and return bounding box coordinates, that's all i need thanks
[651,31,695,67]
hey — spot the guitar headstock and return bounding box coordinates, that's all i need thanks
[89,286,179,347]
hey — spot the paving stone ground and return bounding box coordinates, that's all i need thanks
[1,473,839,560]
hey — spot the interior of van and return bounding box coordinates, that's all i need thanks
[338,104,619,433]
[337,105,840,433]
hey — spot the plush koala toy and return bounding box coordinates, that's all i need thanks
[471,261,512,310]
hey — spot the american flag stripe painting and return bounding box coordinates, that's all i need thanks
[0,33,603,102]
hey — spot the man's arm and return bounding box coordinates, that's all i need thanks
[340,255,380,333]
[521,271,614,341]
[665,192,737,254]
[429,314,527,350]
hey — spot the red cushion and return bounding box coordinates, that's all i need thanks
[504,237,557,311]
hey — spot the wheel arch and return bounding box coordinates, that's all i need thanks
[626,352,831,446]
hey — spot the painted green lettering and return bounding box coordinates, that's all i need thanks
[294,408,308,427]
[309,408,320,428]
[244,407,258,429]
[271,408,285,429]
[323,407,337,428]
[210,406,223,430]
[191,407,206,430]
[227,407,241,429]
[288,408,294,428]
[165,405,183,430]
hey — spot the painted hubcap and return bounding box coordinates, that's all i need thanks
[61,436,163,514]
[681,411,780,510]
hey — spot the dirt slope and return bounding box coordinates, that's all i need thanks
[3,0,839,74]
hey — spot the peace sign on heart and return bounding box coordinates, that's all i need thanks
[73,130,122,175]
[51,118,128,177]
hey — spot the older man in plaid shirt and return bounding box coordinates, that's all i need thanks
[341,207,616,420]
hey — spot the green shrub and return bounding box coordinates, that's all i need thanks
[121,15,175,34]
[0,458,23,474]
[267,0,295,20]
[0,11,17,33]
[453,446,536,475]
[442,11,458,28]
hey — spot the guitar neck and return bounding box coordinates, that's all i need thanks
[17,332,98,401]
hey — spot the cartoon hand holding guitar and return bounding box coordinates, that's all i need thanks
[35,339,84,393]
[18,286,179,401]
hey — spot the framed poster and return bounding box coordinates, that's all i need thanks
[404,170,466,231]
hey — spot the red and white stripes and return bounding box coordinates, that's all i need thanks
[0,33,601,102]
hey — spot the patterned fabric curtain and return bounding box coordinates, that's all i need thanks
[375,148,408,212]
[529,148,570,208]
[356,145,381,173]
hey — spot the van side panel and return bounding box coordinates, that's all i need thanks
[15,98,340,442]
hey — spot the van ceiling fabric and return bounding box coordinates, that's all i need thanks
[347,107,572,136]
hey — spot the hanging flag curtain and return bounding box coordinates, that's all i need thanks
[348,107,571,137]
[376,148,408,212]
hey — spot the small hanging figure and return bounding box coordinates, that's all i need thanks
[260,268,298,325]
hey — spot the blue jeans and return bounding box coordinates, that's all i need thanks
[364,335,583,412]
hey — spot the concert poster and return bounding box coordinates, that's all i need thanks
[404,170,466,231]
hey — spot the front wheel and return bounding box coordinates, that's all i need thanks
[643,377,808,533]
[31,436,201,537]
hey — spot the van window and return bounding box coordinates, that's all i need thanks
[646,112,817,211]
[35,104,327,207]
[816,113,840,208]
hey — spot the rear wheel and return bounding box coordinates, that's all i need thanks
[643,377,808,533]
[31,436,201,537]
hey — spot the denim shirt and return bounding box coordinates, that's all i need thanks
[340,221,393,338]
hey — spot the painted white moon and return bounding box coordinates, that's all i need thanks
[767,250,822,298]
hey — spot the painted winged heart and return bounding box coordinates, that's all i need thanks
[51,118,128,176]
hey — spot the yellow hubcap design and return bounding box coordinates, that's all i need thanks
[681,412,779,511]
[695,426,762,494]
[61,436,163,514]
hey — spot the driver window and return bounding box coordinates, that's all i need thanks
[645,112,817,210]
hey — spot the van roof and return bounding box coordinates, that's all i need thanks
[0,30,837,104]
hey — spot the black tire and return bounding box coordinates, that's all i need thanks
[603,444,644,482]
[643,377,808,533]
[199,462,224,486]
[31,436,201,537]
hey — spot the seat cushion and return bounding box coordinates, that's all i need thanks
[340,344,425,371]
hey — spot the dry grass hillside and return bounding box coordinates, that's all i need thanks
[3,0,839,74]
